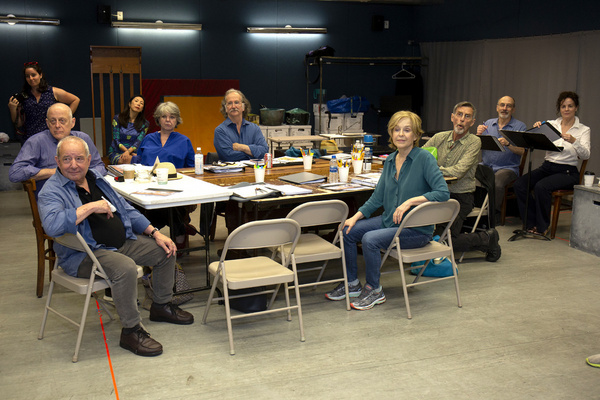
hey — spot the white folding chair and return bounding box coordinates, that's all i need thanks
[38,232,141,362]
[275,200,351,310]
[201,218,303,355]
[380,200,462,319]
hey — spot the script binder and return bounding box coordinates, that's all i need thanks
[278,172,326,184]
[478,135,506,152]
[527,122,562,142]
[500,130,563,152]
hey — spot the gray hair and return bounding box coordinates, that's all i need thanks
[220,88,251,119]
[452,101,477,119]
[56,135,89,158]
[154,101,183,126]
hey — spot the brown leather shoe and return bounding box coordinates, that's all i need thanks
[119,326,163,357]
[149,302,194,325]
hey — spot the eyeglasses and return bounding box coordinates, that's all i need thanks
[47,118,70,125]
[453,111,473,120]
[24,61,39,67]
[226,100,242,107]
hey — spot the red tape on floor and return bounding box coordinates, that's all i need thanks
[96,299,120,400]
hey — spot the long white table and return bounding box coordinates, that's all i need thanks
[109,174,233,294]
[109,174,232,209]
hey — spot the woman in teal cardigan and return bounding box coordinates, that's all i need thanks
[325,110,450,310]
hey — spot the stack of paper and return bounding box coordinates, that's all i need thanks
[351,172,381,188]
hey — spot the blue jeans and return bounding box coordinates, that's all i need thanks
[343,215,431,288]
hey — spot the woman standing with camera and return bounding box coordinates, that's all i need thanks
[7,62,80,142]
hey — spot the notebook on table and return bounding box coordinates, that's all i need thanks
[278,172,327,184]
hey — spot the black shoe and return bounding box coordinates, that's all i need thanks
[149,302,194,325]
[119,326,163,357]
[485,228,501,262]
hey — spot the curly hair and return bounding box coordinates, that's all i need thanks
[555,91,579,115]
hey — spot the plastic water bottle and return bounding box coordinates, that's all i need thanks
[329,155,339,183]
[363,134,373,171]
[195,147,204,175]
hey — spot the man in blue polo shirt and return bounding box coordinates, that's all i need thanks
[476,95,526,215]
[9,103,106,197]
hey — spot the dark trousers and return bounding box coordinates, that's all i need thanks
[514,161,579,232]
[435,192,489,253]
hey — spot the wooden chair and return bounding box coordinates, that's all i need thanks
[22,179,56,298]
[549,159,588,239]
[500,149,528,225]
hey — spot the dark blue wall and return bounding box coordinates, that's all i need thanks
[2,0,599,143]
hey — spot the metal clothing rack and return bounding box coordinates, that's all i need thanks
[305,56,427,134]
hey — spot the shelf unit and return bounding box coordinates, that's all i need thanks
[306,56,427,135]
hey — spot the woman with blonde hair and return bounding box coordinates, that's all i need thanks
[325,110,450,310]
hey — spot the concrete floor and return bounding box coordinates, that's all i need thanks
[1,188,599,399]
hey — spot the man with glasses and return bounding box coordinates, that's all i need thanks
[9,103,106,196]
[213,89,268,161]
[424,101,501,262]
[476,96,526,216]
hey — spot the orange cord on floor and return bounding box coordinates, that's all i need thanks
[96,299,119,400]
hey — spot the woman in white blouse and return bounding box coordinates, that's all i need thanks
[514,91,591,236]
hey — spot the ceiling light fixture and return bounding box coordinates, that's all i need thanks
[111,20,202,31]
[247,25,327,34]
[1,14,60,26]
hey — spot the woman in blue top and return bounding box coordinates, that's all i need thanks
[325,111,450,310]
[132,101,195,168]
[132,102,196,248]
[107,95,149,165]
[8,62,79,142]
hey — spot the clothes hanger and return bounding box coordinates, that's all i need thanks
[392,63,416,80]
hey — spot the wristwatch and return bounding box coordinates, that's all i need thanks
[149,227,159,238]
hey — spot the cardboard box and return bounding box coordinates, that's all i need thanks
[343,112,364,132]
[315,113,344,135]
[262,125,289,137]
[289,125,312,136]
[313,103,328,114]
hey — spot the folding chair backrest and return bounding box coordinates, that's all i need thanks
[400,199,460,230]
[225,218,301,251]
[286,200,349,228]
[54,232,108,279]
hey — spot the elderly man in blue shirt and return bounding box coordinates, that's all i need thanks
[476,95,526,214]
[38,135,194,357]
[9,103,106,197]
[213,89,268,161]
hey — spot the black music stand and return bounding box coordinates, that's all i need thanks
[479,134,506,152]
[501,128,562,241]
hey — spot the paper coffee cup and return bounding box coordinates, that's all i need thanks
[254,167,266,183]
[352,159,363,175]
[302,154,313,170]
[339,166,350,183]
[156,168,169,185]
[123,165,135,182]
